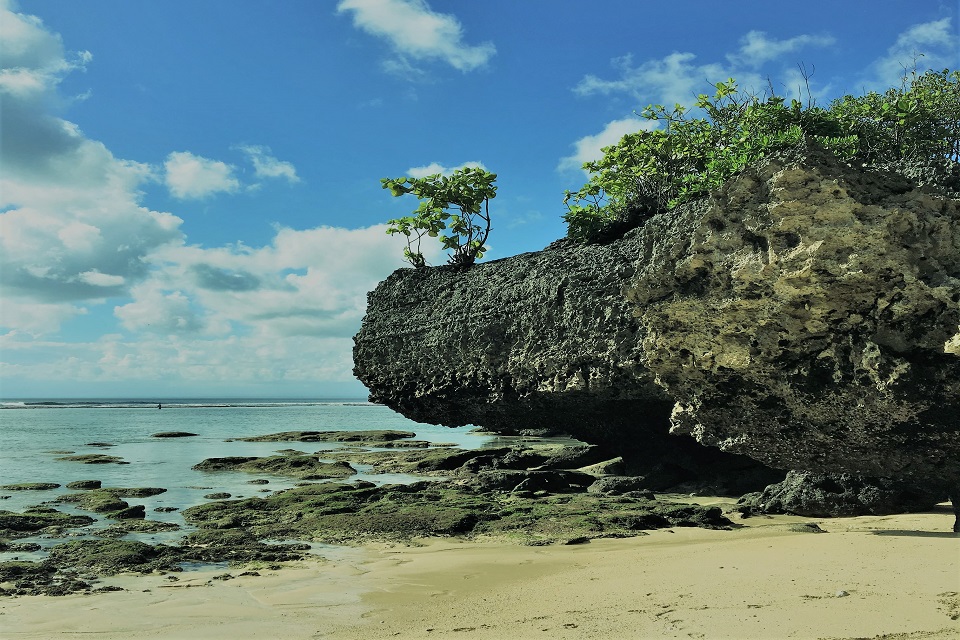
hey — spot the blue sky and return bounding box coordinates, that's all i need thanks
[1,0,957,399]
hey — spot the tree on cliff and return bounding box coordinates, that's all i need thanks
[383,167,497,268]
[564,68,960,243]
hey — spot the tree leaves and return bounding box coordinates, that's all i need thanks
[564,68,959,243]
[384,167,497,268]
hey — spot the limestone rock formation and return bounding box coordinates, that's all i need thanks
[354,234,667,442]
[354,147,960,500]
[628,148,960,486]
[353,231,777,491]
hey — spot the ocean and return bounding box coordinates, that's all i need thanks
[0,398,497,562]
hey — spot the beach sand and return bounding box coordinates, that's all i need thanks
[2,501,958,639]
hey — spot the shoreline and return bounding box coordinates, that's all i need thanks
[2,505,957,639]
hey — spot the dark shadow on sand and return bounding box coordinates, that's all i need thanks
[870,530,959,538]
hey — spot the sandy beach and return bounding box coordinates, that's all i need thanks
[2,500,957,640]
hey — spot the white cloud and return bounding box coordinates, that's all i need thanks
[115,288,205,334]
[336,0,495,73]
[866,18,959,89]
[0,3,182,319]
[406,160,488,178]
[573,29,838,109]
[238,144,300,183]
[0,1,445,394]
[164,151,240,199]
[564,29,843,174]
[574,52,731,107]
[0,4,91,101]
[78,270,125,287]
[727,31,836,68]
[558,118,657,174]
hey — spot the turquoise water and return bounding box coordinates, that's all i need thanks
[0,399,498,560]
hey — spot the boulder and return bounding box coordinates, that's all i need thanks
[738,470,945,517]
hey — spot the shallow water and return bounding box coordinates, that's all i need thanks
[0,398,497,561]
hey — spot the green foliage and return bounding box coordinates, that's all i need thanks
[383,167,497,268]
[827,68,960,163]
[564,69,960,243]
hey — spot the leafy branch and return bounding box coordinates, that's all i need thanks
[383,167,497,268]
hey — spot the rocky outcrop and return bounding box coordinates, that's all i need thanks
[737,471,944,517]
[354,148,960,498]
[354,234,666,435]
[353,231,779,491]
[629,148,960,486]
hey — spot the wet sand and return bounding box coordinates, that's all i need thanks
[2,504,958,639]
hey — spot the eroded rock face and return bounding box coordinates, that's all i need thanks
[354,235,668,440]
[628,149,960,485]
[353,233,776,488]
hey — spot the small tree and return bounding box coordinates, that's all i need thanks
[383,166,496,268]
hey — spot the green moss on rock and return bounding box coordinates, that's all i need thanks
[193,455,356,480]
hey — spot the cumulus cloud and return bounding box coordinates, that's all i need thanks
[573,29,838,109]
[115,289,205,334]
[1,2,423,393]
[237,144,300,183]
[406,160,488,178]
[866,18,959,89]
[0,3,182,320]
[337,0,495,73]
[563,29,845,176]
[558,118,657,174]
[727,31,836,68]
[574,52,735,108]
[164,151,240,199]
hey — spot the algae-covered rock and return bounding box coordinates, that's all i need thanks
[66,480,101,490]
[47,539,178,575]
[57,488,163,519]
[0,482,60,491]
[182,479,731,545]
[0,508,95,537]
[738,470,944,517]
[178,529,309,564]
[328,447,512,475]
[0,561,91,597]
[105,487,166,498]
[193,456,356,480]
[151,431,198,438]
[238,430,417,443]
[59,490,128,513]
[55,453,127,465]
[99,519,181,538]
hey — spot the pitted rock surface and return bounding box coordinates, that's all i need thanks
[354,235,667,439]
[629,149,960,485]
[353,234,774,488]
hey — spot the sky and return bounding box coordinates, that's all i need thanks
[1,0,958,399]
